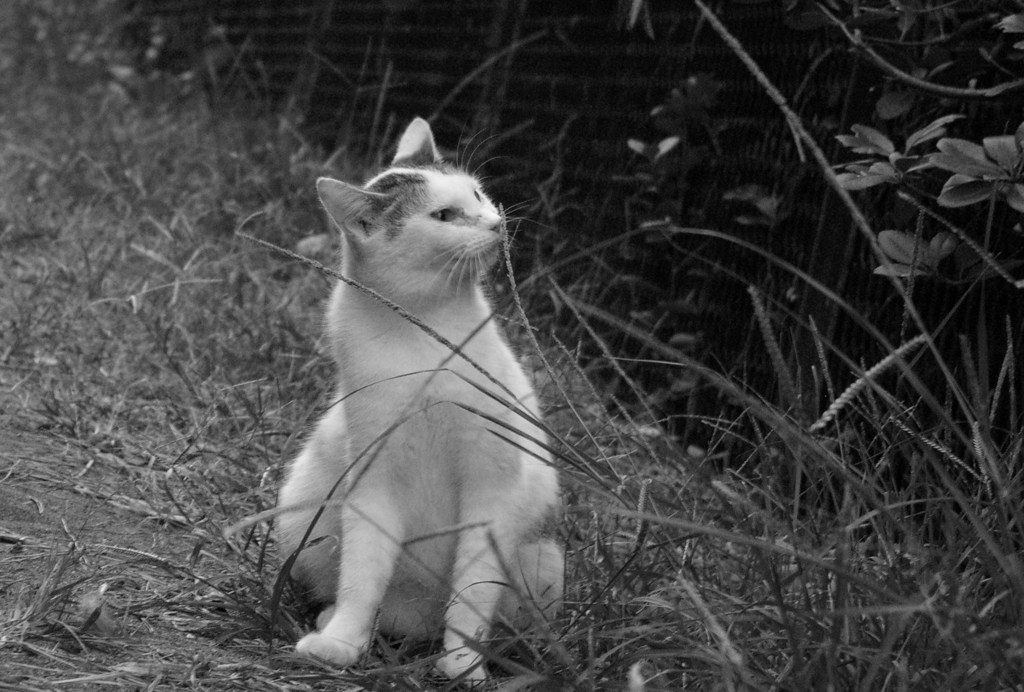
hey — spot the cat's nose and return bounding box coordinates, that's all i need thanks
[484,214,502,233]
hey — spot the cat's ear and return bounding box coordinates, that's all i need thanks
[316,177,384,237]
[392,117,441,166]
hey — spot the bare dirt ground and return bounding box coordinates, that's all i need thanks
[0,358,307,690]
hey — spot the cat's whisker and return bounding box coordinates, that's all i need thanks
[440,245,467,289]
[445,252,465,294]
[439,253,464,294]
[455,128,472,170]
[471,156,505,178]
[437,244,468,283]
[502,197,538,216]
[455,128,468,170]
[502,201,530,216]
[473,252,487,285]
[439,248,461,270]
[438,243,466,269]
[455,252,471,295]
[460,250,476,292]
[464,130,497,171]
[435,245,462,265]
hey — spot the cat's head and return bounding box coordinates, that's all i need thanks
[316,118,502,305]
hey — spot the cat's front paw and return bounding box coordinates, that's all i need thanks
[295,631,363,667]
[436,649,487,683]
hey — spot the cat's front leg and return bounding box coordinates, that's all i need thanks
[499,538,564,629]
[295,497,404,667]
[435,522,516,682]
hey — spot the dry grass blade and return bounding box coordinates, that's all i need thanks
[809,334,928,433]
[748,285,800,418]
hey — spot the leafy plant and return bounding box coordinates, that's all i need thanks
[835,115,1024,283]
[873,228,957,278]
[834,115,961,190]
[930,126,1024,211]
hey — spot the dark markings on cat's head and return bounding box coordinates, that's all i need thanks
[388,160,457,176]
[365,162,465,237]
[366,171,425,196]
[364,171,429,238]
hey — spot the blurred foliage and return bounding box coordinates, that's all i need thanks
[610,0,1024,439]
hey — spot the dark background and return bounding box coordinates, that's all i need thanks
[129,0,1024,438]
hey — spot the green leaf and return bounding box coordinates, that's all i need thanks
[628,0,645,28]
[983,135,1019,171]
[622,137,647,155]
[898,7,917,38]
[735,214,770,226]
[937,175,996,207]
[722,183,768,202]
[878,229,923,264]
[876,91,914,120]
[937,138,996,164]
[873,263,919,277]
[905,114,964,151]
[836,172,892,190]
[839,163,871,174]
[836,124,895,156]
[891,154,928,174]
[784,7,830,30]
[867,161,899,178]
[854,125,895,155]
[1003,183,1024,213]
[928,153,1003,178]
[996,13,1024,33]
[655,136,680,160]
[928,231,958,259]
[669,333,699,349]
[932,138,1005,177]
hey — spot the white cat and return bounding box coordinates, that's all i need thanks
[276,117,563,682]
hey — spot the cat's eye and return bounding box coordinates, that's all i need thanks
[432,208,456,222]
[473,190,481,202]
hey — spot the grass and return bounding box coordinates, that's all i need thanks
[2,3,1024,691]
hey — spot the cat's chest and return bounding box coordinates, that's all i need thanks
[340,322,518,396]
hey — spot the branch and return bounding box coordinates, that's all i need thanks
[819,4,1024,99]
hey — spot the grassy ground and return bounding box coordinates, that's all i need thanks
[3,5,1024,692]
